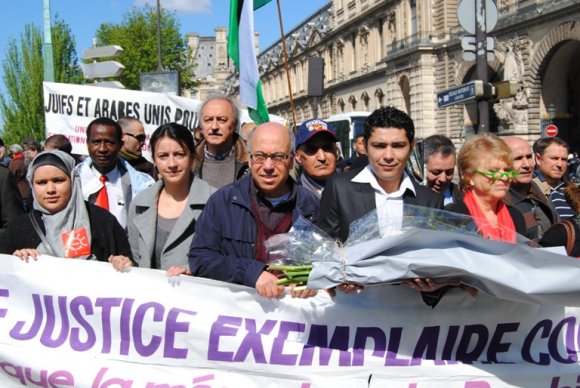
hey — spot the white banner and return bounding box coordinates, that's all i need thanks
[43,82,203,158]
[1,254,580,387]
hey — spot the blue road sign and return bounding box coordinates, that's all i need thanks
[437,80,484,108]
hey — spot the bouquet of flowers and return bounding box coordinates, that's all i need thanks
[266,217,337,288]
[266,204,480,288]
[266,204,580,306]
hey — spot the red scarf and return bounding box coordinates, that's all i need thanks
[463,190,516,243]
[12,153,24,160]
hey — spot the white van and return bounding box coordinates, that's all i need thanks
[326,111,370,158]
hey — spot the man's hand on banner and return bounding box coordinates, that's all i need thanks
[256,271,284,298]
[337,283,364,294]
[402,278,460,292]
[289,284,317,299]
[166,266,192,277]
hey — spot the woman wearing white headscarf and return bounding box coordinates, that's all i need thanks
[0,150,133,270]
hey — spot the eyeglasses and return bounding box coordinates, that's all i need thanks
[249,152,292,164]
[474,169,520,180]
[124,133,146,143]
[300,143,336,156]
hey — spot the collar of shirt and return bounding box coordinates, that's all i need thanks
[204,145,235,161]
[252,178,296,210]
[300,173,325,196]
[441,186,454,206]
[352,164,415,198]
[536,172,565,192]
[89,164,126,228]
[90,164,121,184]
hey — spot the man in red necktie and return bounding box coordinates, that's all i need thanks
[76,118,154,228]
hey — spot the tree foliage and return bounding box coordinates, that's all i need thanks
[0,18,83,144]
[94,5,198,93]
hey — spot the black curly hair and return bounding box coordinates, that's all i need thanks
[363,106,415,144]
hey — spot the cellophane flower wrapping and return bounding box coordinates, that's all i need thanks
[267,204,580,306]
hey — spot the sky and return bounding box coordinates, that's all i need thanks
[0,0,329,104]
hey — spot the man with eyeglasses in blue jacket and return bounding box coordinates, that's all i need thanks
[189,122,320,299]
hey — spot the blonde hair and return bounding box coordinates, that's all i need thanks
[457,134,514,191]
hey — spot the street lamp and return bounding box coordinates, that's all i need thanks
[156,0,164,72]
[140,0,180,95]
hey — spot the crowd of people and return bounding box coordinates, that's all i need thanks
[0,95,579,301]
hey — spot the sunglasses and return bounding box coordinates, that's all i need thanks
[474,169,520,180]
[124,133,146,143]
[300,143,336,156]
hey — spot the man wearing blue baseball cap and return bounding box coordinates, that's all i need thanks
[294,118,340,197]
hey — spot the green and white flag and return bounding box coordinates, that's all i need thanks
[228,0,271,124]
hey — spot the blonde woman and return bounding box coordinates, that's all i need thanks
[445,134,526,242]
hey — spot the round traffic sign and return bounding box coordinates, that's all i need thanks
[545,124,558,137]
[457,0,498,34]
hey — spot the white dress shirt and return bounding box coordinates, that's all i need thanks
[90,165,126,228]
[352,165,416,236]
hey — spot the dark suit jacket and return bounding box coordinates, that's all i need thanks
[0,166,24,241]
[449,182,463,204]
[318,167,444,243]
[317,167,445,307]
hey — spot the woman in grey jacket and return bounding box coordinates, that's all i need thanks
[127,123,215,273]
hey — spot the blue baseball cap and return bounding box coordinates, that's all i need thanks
[295,119,337,149]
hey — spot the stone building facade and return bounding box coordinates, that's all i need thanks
[187,28,237,101]
[224,0,580,153]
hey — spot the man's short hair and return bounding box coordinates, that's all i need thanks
[200,94,240,131]
[423,135,456,161]
[24,140,42,152]
[533,137,569,156]
[117,116,142,132]
[86,117,123,144]
[363,106,415,144]
[45,134,73,154]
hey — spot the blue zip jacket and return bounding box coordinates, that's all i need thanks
[188,175,320,288]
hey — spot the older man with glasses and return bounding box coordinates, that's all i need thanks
[188,122,320,299]
[118,116,155,178]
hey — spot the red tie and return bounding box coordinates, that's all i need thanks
[95,175,109,211]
